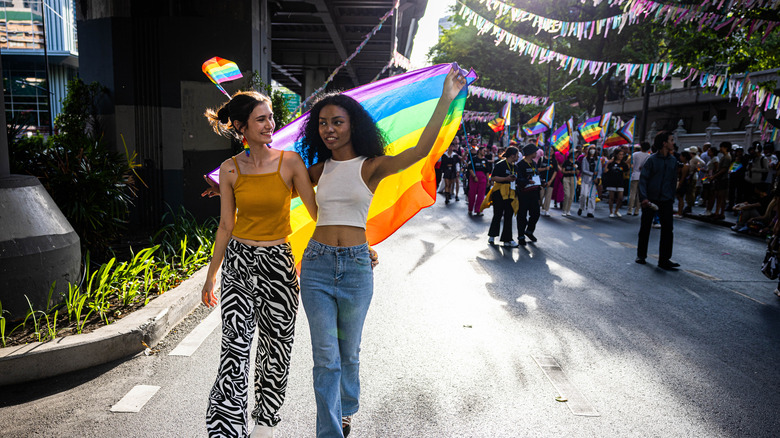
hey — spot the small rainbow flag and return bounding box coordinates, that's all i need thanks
[604,117,635,147]
[487,102,510,133]
[578,116,603,143]
[729,162,743,173]
[551,118,573,155]
[202,56,243,98]
[522,103,554,136]
[207,64,477,264]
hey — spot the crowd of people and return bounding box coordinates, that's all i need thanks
[437,131,780,287]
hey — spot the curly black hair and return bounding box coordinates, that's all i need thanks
[297,92,386,166]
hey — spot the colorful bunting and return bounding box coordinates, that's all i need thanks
[207,64,477,264]
[475,0,780,42]
[468,85,549,105]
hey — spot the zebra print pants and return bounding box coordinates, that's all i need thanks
[206,239,299,437]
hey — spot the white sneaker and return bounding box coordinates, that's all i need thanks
[488,237,495,245]
[615,211,622,218]
[503,240,519,248]
[250,425,275,438]
[609,213,616,218]
[561,212,568,217]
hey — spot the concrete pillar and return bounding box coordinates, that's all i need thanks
[705,116,720,144]
[646,121,657,144]
[745,123,756,148]
[0,49,80,320]
[673,119,687,145]
[253,0,271,85]
[0,176,81,319]
[75,0,259,222]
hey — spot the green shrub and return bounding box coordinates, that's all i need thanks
[8,78,140,257]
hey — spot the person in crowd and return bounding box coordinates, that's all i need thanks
[711,141,733,220]
[701,145,719,215]
[296,68,466,438]
[486,146,519,247]
[727,146,747,211]
[200,91,319,438]
[467,146,491,216]
[686,146,704,214]
[440,141,461,205]
[578,144,602,218]
[552,149,566,209]
[538,146,559,216]
[764,142,778,192]
[745,142,770,196]
[675,151,693,217]
[636,131,680,270]
[516,144,543,245]
[603,148,629,218]
[560,151,577,216]
[731,186,774,233]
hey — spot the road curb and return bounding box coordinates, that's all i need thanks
[0,266,209,386]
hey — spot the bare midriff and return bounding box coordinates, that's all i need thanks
[311,225,367,247]
[232,236,289,247]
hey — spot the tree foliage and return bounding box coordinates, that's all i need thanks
[428,0,778,130]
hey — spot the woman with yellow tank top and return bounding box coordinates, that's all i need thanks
[297,67,466,437]
[201,91,317,438]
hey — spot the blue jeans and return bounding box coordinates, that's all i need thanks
[300,240,374,438]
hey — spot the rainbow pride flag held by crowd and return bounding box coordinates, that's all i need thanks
[578,116,603,143]
[522,103,554,136]
[207,63,477,263]
[550,118,573,155]
[729,162,743,173]
[604,117,635,147]
[202,57,243,98]
[487,102,510,133]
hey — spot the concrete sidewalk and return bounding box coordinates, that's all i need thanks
[0,267,211,386]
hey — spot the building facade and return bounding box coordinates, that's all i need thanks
[1,0,78,133]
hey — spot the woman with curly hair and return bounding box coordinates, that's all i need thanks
[297,67,466,437]
[201,91,318,438]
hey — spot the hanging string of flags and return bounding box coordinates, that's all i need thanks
[468,85,549,105]
[463,110,503,122]
[458,3,678,84]
[292,0,400,114]
[474,0,780,41]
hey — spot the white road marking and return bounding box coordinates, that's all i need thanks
[110,385,160,413]
[533,355,600,417]
[169,309,222,356]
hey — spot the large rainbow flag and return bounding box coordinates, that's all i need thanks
[550,118,573,155]
[522,103,554,136]
[604,117,635,147]
[207,63,477,263]
[487,102,510,133]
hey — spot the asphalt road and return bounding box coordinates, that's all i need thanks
[2,196,778,437]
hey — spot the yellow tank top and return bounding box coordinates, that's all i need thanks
[231,152,292,241]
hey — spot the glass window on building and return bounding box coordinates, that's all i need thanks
[4,67,51,133]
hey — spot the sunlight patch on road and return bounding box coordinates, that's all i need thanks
[571,231,583,242]
[545,259,586,288]
[516,294,538,311]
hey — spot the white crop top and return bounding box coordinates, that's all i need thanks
[316,156,374,228]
